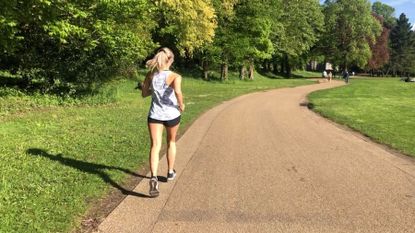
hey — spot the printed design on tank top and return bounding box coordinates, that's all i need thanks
[148,71,181,121]
[160,88,175,106]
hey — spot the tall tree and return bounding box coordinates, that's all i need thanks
[367,13,390,75]
[196,0,239,80]
[200,0,277,80]
[230,0,276,80]
[275,0,324,76]
[320,0,382,70]
[389,13,415,76]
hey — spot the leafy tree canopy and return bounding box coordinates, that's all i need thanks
[321,0,382,69]
[155,0,217,55]
[372,1,396,28]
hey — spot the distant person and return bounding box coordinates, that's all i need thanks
[342,70,350,84]
[322,70,328,81]
[140,47,185,197]
[328,71,333,83]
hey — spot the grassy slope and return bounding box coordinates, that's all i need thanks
[0,72,313,232]
[309,78,415,157]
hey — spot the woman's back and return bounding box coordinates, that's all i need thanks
[149,70,180,121]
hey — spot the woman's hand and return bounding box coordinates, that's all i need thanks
[179,103,185,112]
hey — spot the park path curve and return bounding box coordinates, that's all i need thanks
[96,80,415,233]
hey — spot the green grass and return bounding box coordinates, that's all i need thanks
[0,84,119,119]
[0,71,313,232]
[308,78,415,157]
[292,70,322,78]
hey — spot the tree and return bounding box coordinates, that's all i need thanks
[196,0,239,80]
[274,0,324,77]
[389,13,415,76]
[230,0,276,80]
[154,0,217,56]
[367,13,390,75]
[320,0,382,70]
[198,0,277,80]
[372,1,396,28]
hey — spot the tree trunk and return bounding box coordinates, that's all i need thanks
[240,65,247,80]
[272,59,279,74]
[284,54,291,78]
[202,60,209,80]
[280,59,285,74]
[249,58,254,80]
[385,67,390,76]
[221,61,228,80]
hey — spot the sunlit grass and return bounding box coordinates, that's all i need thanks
[309,78,415,156]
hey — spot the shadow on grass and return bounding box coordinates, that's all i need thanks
[27,148,152,198]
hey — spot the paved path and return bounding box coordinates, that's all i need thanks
[96,81,415,233]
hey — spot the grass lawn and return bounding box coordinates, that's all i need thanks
[308,78,415,157]
[0,72,313,232]
[292,70,322,78]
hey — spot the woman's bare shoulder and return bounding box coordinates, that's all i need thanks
[169,71,181,79]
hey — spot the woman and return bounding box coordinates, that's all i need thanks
[141,47,185,197]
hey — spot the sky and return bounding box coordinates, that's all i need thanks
[320,0,415,30]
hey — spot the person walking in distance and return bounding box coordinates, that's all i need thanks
[328,71,333,83]
[342,69,350,84]
[140,47,185,197]
[322,70,328,82]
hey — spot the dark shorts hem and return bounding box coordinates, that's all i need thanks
[148,116,181,127]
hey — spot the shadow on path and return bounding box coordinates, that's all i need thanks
[27,148,151,198]
[299,102,315,109]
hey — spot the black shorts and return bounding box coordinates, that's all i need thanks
[147,116,181,127]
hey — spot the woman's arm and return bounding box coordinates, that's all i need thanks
[141,72,152,98]
[172,74,185,112]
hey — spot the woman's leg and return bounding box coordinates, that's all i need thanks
[166,123,180,172]
[148,123,164,177]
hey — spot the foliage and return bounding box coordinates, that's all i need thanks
[276,0,324,58]
[195,0,239,70]
[320,0,382,69]
[372,1,396,28]
[231,0,275,61]
[389,14,415,75]
[0,0,157,94]
[200,0,325,79]
[154,0,217,56]
[274,0,324,75]
[1,0,413,93]
[367,14,390,71]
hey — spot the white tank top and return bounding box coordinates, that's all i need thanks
[148,70,181,120]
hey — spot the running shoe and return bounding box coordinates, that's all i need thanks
[149,177,159,197]
[167,169,176,181]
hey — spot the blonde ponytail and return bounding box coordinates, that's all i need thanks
[146,47,174,73]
